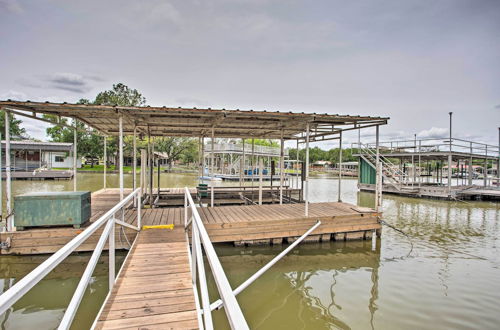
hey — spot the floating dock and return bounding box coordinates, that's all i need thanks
[0,188,380,255]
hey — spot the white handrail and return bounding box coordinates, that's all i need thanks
[0,188,142,328]
[184,187,249,330]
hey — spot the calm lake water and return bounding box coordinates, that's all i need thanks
[1,173,499,329]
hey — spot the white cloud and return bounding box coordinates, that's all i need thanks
[417,127,448,139]
[1,90,27,101]
[0,0,23,14]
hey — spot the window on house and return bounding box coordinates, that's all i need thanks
[55,156,65,162]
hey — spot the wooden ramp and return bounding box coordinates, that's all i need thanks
[95,228,199,329]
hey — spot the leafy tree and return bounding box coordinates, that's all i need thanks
[94,83,146,106]
[0,110,27,139]
[155,137,198,170]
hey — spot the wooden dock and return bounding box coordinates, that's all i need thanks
[0,188,380,255]
[94,228,199,329]
[1,170,73,180]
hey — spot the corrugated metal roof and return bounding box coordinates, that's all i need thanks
[0,100,389,141]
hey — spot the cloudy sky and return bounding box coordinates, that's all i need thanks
[1,0,499,147]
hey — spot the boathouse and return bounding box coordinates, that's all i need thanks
[0,100,389,329]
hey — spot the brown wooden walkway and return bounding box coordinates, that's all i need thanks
[95,228,198,329]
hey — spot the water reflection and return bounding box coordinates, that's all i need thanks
[0,254,125,330]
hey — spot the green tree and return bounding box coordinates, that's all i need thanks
[155,137,198,170]
[0,110,27,138]
[44,84,147,167]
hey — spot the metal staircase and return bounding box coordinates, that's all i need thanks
[358,143,410,191]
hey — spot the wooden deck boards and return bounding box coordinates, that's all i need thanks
[95,229,198,330]
[1,188,380,254]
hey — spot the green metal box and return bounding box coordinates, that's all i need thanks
[14,191,91,230]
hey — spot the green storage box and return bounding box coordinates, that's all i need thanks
[14,191,92,230]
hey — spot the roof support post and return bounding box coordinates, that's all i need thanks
[484,146,488,187]
[296,139,299,189]
[211,127,215,207]
[279,130,284,205]
[448,112,453,195]
[103,136,107,189]
[150,137,154,207]
[73,120,77,192]
[119,115,124,201]
[241,139,245,188]
[0,132,2,223]
[498,127,500,185]
[4,111,12,231]
[258,158,263,205]
[468,142,473,186]
[198,137,203,184]
[418,139,422,188]
[251,138,255,194]
[375,125,382,212]
[305,123,310,216]
[133,126,137,207]
[338,130,342,202]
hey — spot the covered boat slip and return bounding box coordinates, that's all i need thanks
[0,188,379,255]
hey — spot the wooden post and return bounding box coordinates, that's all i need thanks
[103,136,107,189]
[5,111,12,231]
[211,127,215,207]
[338,130,342,202]
[305,123,310,216]
[119,116,124,201]
[279,130,284,205]
[73,120,77,192]
[258,159,263,205]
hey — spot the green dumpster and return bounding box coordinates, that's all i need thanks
[14,191,92,230]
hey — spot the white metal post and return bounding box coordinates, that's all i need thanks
[211,127,215,207]
[133,127,137,206]
[375,125,381,212]
[258,158,263,205]
[279,130,284,205]
[296,139,299,189]
[119,116,124,201]
[103,136,107,189]
[73,121,77,192]
[241,138,245,188]
[0,132,2,222]
[5,111,12,231]
[251,139,255,192]
[338,130,342,202]
[305,123,310,216]
[138,189,142,229]
[448,112,453,195]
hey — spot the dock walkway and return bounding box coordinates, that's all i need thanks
[94,228,198,329]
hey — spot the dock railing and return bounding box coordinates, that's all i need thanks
[0,188,142,330]
[183,187,321,330]
[360,138,499,158]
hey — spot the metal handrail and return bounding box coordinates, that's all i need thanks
[183,187,322,330]
[0,188,142,330]
[184,187,249,330]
